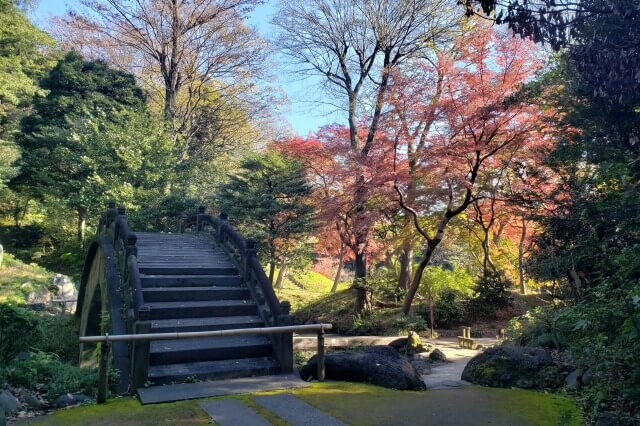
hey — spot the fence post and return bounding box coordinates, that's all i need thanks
[97,335,111,404]
[131,307,151,391]
[276,301,293,373]
[317,327,326,381]
[217,212,228,244]
[244,239,257,280]
[197,206,206,231]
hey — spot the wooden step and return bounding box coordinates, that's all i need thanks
[149,335,272,365]
[142,286,249,303]
[150,315,264,333]
[148,357,279,384]
[138,266,238,275]
[143,300,258,319]
[140,274,243,287]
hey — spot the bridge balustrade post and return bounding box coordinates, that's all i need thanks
[243,239,257,280]
[131,306,151,391]
[216,212,228,244]
[275,301,293,373]
[126,234,137,257]
[197,206,206,231]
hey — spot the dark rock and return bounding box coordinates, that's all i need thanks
[429,348,448,363]
[461,344,562,389]
[72,394,92,404]
[53,393,93,408]
[15,389,43,410]
[388,331,428,354]
[581,368,594,386]
[388,337,409,352]
[300,346,426,390]
[410,358,432,375]
[565,369,582,391]
[0,390,21,415]
[15,352,31,361]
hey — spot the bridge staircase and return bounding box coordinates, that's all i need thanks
[76,205,293,394]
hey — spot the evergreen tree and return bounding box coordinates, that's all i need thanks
[216,151,315,283]
[12,51,174,243]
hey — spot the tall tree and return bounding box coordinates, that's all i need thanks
[216,151,316,284]
[12,52,174,243]
[392,25,549,313]
[274,0,461,312]
[0,0,55,188]
[55,0,270,160]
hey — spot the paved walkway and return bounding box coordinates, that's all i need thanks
[421,337,498,389]
[200,394,346,426]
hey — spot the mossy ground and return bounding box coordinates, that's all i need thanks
[20,382,582,425]
[0,252,54,304]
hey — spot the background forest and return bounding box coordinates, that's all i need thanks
[0,0,638,423]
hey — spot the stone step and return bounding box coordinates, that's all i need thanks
[148,357,279,384]
[140,274,243,287]
[142,286,250,303]
[138,374,309,404]
[143,300,258,319]
[138,266,238,275]
[149,335,272,365]
[150,315,264,333]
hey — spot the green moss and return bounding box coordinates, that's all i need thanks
[21,397,210,425]
[20,382,582,426]
[491,388,583,426]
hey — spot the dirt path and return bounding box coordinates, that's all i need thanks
[422,337,499,389]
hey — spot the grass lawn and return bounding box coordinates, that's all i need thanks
[0,252,54,304]
[21,382,582,426]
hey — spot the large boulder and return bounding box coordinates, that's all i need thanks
[300,346,426,390]
[461,344,562,389]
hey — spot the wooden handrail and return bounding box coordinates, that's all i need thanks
[80,323,333,343]
[84,323,332,403]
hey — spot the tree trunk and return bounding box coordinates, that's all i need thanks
[402,214,452,314]
[275,257,287,289]
[397,242,413,291]
[481,226,497,277]
[268,261,275,285]
[77,207,87,247]
[518,216,527,295]
[353,248,369,314]
[429,294,435,338]
[331,243,345,293]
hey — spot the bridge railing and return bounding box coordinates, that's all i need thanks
[81,323,332,403]
[181,207,285,325]
[100,203,144,321]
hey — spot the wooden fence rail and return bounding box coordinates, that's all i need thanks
[80,323,333,403]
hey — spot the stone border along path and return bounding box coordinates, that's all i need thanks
[200,394,346,426]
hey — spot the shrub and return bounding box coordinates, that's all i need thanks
[473,270,513,308]
[434,291,464,328]
[38,314,80,363]
[0,304,41,365]
[6,352,97,400]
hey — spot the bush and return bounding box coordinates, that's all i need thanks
[0,304,41,365]
[6,352,97,400]
[352,310,428,335]
[38,314,80,363]
[434,291,464,328]
[473,270,513,309]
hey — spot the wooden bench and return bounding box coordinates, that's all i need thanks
[457,326,477,349]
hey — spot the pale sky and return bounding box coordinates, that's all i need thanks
[31,0,342,136]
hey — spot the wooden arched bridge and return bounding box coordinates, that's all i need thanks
[76,203,296,395]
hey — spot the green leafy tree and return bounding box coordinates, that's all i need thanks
[216,151,315,284]
[0,0,55,188]
[13,52,174,243]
